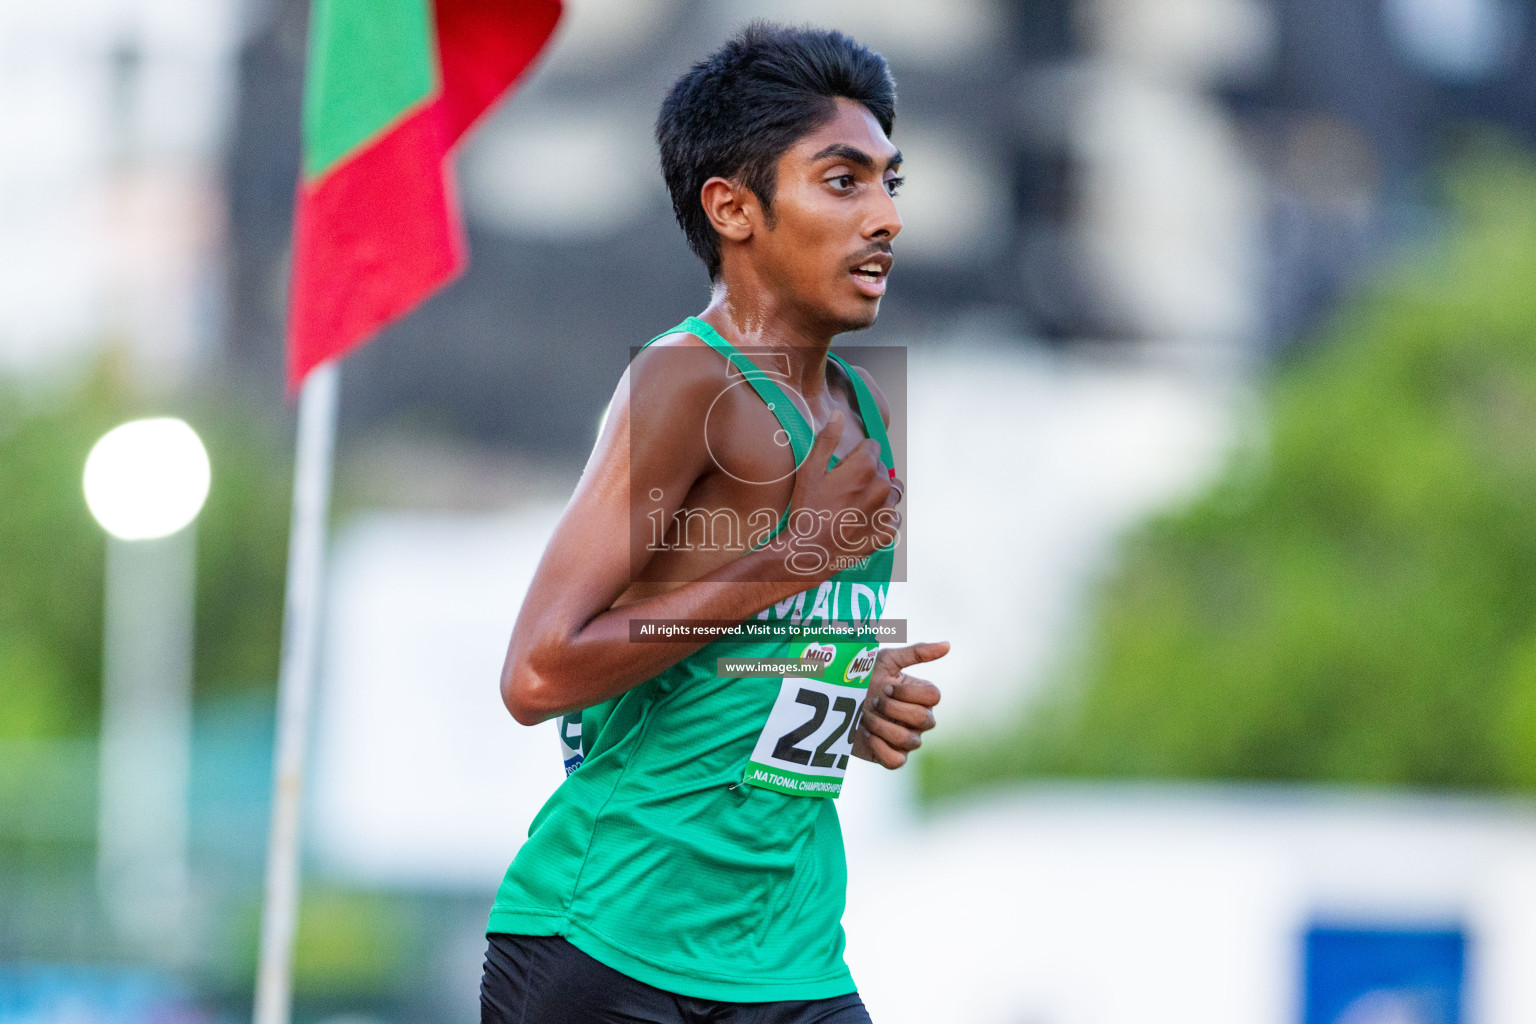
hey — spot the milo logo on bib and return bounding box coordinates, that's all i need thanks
[844,646,877,683]
[798,640,870,685]
[802,643,837,671]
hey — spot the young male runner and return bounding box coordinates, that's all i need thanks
[480,23,950,1024]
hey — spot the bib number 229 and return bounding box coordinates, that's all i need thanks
[745,677,868,798]
[772,690,860,770]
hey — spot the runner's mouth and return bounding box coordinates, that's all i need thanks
[849,253,893,291]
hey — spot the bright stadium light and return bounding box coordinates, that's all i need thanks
[84,418,211,540]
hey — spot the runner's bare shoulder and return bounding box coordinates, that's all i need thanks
[618,330,736,481]
[849,364,893,428]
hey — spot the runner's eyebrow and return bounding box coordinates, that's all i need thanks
[810,143,903,173]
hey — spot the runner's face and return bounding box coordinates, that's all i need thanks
[758,98,902,332]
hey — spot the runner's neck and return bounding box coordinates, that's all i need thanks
[694,301,837,402]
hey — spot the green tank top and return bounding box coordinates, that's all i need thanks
[487,317,897,1001]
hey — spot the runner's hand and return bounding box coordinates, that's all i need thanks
[786,411,899,567]
[853,641,948,769]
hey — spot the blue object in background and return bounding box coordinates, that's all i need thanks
[1303,925,1466,1024]
[0,964,205,1024]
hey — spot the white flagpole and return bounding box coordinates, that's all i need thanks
[253,360,340,1024]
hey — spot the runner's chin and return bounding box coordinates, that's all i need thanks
[834,298,881,334]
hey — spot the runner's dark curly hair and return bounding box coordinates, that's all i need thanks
[656,22,896,280]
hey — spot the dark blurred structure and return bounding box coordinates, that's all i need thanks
[225,0,1098,459]
[1230,0,1536,353]
[225,0,1536,458]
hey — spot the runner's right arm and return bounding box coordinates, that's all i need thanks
[499,344,894,726]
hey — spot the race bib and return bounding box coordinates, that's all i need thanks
[743,642,879,798]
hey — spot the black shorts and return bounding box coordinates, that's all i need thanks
[479,933,874,1024]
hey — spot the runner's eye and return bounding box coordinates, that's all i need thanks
[827,174,856,192]
[885,176,904,197]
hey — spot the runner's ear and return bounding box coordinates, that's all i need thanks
[700,176,753,242]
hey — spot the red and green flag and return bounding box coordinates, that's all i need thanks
[286,0,562,388]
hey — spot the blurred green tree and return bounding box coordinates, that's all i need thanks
[924,148,1536,798]
[0,360,290,739]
